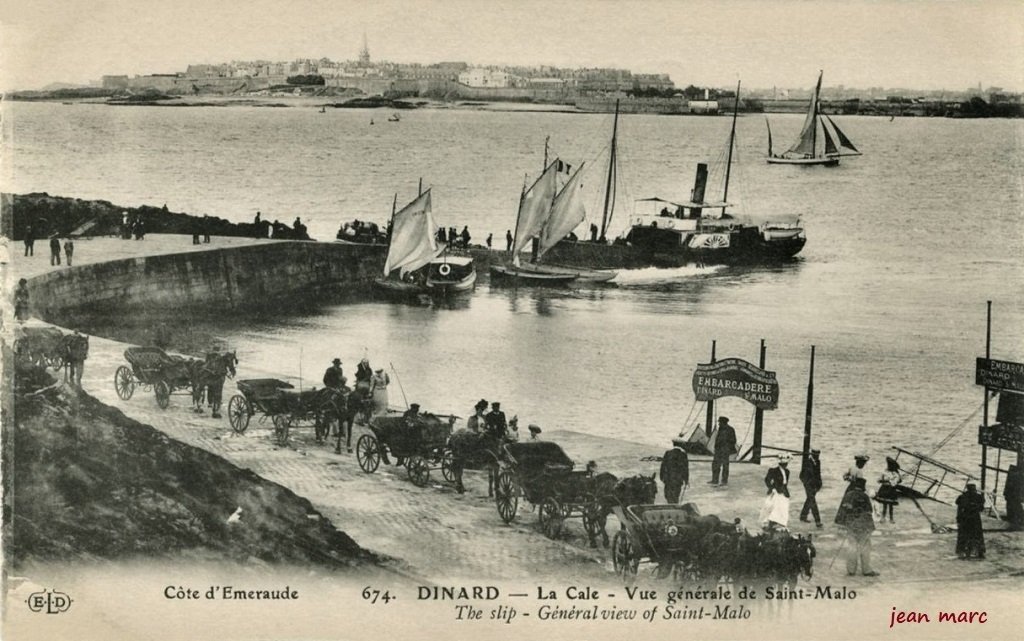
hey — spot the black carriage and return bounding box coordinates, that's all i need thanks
[609,504,699,580]
[14,326,66,369]
[493,441,604,541]
[114,347,198,409]
[356,413,456,487]
[227,379,343,446]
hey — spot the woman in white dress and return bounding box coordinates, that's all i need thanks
[370,369,390,416]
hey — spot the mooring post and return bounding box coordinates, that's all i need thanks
[705,340,717,437]
[752,338,766,464]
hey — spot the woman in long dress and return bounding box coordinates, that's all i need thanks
[873,456,902,523]
[370,369,390,416]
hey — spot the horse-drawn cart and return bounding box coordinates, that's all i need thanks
[14,326,67,369]
[115,347,198,409]
[227,379,343,446]
[356,413,457,487]
[610,504,816,584]
[493,441,604,541]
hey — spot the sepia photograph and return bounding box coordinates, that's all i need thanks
[1,1,1022,639]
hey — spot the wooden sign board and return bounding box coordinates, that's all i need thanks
[692,357,779,410]
[975,358,1024,393]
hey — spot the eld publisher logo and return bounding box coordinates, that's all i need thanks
[26,590,72,614]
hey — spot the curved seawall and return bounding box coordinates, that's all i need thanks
[27,240,385,318]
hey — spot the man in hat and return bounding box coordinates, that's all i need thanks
[323,358,344,391]
[955,483,986,559]
[711,416,737,486]
[835,477,878,576]
[760,455,792,530]
[467,399,488,433]
[528,424,542,440]
[660,438,690,504]
[844,453,870,489]
[485,401,507,440]
[799,449,824,527]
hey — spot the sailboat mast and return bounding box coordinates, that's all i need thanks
[383,192,399,276]
[543,136,549,174]
[510,174,527,268]
[600,99,619,242]
[812,71,822,157]
[722,81,740,214]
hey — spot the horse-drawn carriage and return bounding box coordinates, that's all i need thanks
[15,326,68,369]
[491,441,608,541]
[227,378,344,446]
[610,503,816,585]
[355,413,457,487]
[115,347,199,409]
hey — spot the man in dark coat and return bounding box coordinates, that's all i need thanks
[1004,465,1023,531]
[323,358,344,390]
[835,477,878,576]
[49,236,61,265]
[24,223,34,256]
[799,448,824,527]
[955,483,986,559]
[659,438,690,504]
[505,229,513,251]
[710,416,737,486]
[485,402,507,440]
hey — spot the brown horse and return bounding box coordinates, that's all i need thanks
[588,473,659,548]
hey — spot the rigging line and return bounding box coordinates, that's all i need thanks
[926,395,988,457]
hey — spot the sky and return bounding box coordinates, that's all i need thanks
[1,0,1022,92]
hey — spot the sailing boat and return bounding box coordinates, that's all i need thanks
[621,81,806,265]
[374,188,476,296]
[766,71,861,166]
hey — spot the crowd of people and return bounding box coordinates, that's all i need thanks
[120,210,147,240]
[653,425,1021,578]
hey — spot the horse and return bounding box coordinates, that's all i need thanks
[447,429,503,495]
[334,386,361,453]
[190,351,237,418]
[588,472,659,548]
[61,333,89,386]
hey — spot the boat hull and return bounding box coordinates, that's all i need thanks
[621,224,806,267]
[766,155,840,166]
[489,264,578,285]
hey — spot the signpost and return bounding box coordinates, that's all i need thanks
[692,357,780,410]
[978,424,1024,453]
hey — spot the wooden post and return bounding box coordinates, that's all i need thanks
[704,340,717,437]
[752,338,766,464]
[982,301,991,492]
[802,345,816,457]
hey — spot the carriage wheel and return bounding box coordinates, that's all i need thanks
[227,395,250,433]
[115,366,135,400]
[612,531,640,580]
[273,415,291,446]
[494,471,518,524]
[440,450,456,482]
[407,456,430,487]
[539,497,564,539]
[356,434,381,473]
[155,380,171,409]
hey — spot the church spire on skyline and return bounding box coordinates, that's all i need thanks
[359,32,370,66]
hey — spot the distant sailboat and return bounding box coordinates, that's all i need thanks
[766,71,860,166]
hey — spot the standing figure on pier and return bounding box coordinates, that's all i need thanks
[799,448,824,528]
[460,226,471,248]
[466,399,488,433]
[485,402,508,440]
[710,416,737,486]
[49,236,61,266]
[760,454,792,531]
[63,238,75,267]
[1004,465,1024,531]
[659,438,690,504]
[486,233,493,249]
[955,483,986,559]
[505,229,513,251]
[843,453,870,490]
[874,456,902,523]
[23,223,34,256]
[835,477,879,576]
[14,279,30,322]
[323,358,344,392]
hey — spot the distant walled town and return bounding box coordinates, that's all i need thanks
[37,40,1024,117]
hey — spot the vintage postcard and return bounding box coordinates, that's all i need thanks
[1,1,1022,639]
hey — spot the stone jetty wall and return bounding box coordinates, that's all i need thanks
[28,241,385,318]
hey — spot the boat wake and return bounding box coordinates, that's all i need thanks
[613,264,725,285]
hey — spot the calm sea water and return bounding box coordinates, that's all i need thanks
[5,101,1024,474]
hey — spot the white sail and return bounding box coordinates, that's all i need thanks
[383,189,440,276]
[538,163,586,258]
[512,161,559,257]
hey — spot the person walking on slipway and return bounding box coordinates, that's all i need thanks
[835,477,879,576]
[659,438,690,504]
[370,368,390,417]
